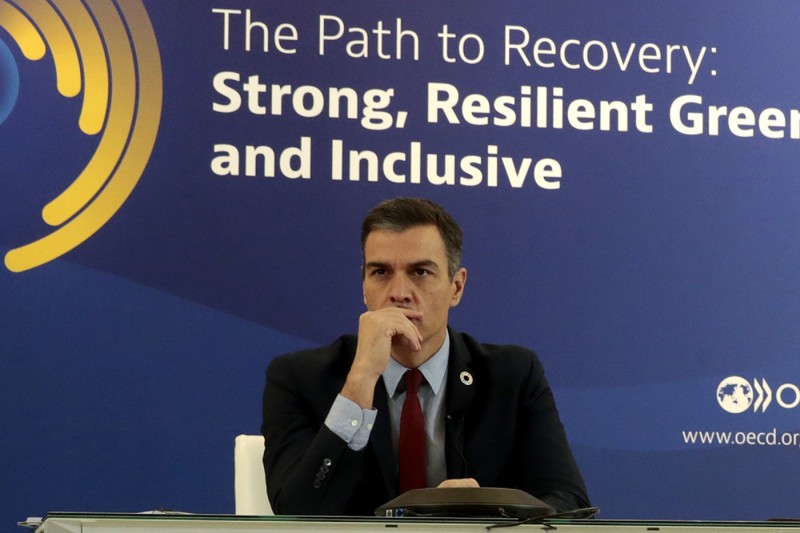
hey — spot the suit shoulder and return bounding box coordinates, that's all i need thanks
[454,330,546,380]
[457,331,541,362]
[267,335,357,377]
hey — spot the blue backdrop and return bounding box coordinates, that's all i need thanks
[2,1,800,528]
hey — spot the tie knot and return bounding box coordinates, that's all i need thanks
[404,368,423,395]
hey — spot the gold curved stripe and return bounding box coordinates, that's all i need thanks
[0,1,46,60]
[53,0,109,135]
[41,0,134,226]
[15,0,81,97]
[5,0,162,273]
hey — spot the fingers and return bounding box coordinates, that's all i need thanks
[437,478,480,488]
[361,307,423,352]
[344,308,424,407]
[349,308,421,377]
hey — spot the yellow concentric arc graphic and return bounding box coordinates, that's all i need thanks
[1,0,162,272]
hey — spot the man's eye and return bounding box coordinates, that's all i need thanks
[414,269,431,276]
[371,269,386,276]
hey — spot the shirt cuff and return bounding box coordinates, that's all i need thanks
[324,394,378,451]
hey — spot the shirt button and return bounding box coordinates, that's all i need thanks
[367,423,373,430]
[350,419,359,427]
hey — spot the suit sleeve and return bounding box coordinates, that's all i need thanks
[261,354,368,515]
[517,353,591,512]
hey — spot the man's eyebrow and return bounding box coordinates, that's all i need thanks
[364,261,390,270]
[364,260,440,270]
[409,259,440,271]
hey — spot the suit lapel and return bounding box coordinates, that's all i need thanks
[444,329,476,478]
[370,377,398,498]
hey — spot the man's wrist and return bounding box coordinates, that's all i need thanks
[341,366,381,409]
[325,394,378,451]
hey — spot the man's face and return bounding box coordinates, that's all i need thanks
[362,225,466,358]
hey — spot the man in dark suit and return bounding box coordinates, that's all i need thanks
[261,197,589,515]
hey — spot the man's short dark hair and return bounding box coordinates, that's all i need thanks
[361,197,463,279]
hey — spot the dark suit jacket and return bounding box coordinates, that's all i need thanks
[261,328,589,515]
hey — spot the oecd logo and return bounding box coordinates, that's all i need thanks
[717,376,800,414]
[1,0,162,272]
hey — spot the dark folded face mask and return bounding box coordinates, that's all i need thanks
[375,487,556,519]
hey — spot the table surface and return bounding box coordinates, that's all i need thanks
[27,513,800,533]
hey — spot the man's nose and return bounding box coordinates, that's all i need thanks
[388,275,412,303]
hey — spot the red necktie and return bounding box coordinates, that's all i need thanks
[399,368,427,493]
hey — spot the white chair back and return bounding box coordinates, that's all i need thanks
[234,434,273,515]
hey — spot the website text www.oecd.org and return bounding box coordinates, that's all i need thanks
[682,429,800,449]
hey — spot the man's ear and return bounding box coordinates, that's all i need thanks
[450,267,467,307]
[361,265,367,306]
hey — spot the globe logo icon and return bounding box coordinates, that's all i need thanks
[717,376,753,414]
[0,39,19,125]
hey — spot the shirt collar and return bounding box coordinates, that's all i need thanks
[383,330,450,397]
